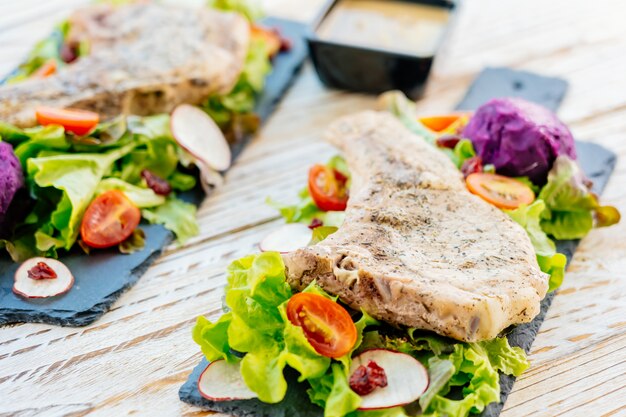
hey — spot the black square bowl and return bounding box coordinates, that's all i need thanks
[306,0,456,99]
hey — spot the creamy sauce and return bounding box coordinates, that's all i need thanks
[317,0,450,56]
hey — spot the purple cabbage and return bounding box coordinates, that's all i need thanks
[463,98,576,184]
[0,141,23,217]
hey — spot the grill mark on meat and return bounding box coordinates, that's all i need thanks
[283,111,549,342]
[0,4,249,127]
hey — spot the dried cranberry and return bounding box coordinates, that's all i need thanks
[308,218,324,230]
[436,134,461,149]
[279,36,292,52]
[461,156,483,178]
[28,262,57,280]
[60,42,79,64]
[141,169,171,195]
[349,360,388,395]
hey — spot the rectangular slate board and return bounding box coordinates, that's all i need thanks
[0,17,309,327]
[179,68,618,416]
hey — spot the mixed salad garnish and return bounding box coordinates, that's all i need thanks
[193,252,529,416]
[269,92,619,291]
[191,93,620,417]
[0,0,286,299]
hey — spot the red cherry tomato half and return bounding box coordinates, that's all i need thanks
[466,173,535,210]
[287,293,357,358]
[35,106,99,136]
[308,164,349,212]
[419,115,461,132]
[80,190,141,249]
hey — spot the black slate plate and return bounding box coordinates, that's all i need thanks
[180,68,618,416]
[0,17,308,327]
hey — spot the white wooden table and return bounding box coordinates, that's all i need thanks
[0,1,625,416]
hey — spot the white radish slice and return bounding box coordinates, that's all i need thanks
[350,349,429,410]
[198,163,224,194]
[171,104,231,171]
[198,360,258,401]
[260,224,313,253]
[13,257,74,299]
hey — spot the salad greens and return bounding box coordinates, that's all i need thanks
[4,21,81,84]
[1,116,199,261]
[1,0,279,261]
[507,200,567,291]
[203,34,272,142]
[193,252,529,417]
[267,156,349,227]
[538,156,620,240]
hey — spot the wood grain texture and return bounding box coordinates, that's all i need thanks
[0,0,625,416]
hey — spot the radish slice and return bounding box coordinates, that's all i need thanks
[260,224,313,253]
[13,257,74,299]
[198,360,257,401]
[350,349,429,410]
[171,104,231,171]
[198,163,224,194]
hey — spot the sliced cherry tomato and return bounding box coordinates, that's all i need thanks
[251,25,282,57]
[308,164,349,211]
[33,59,57,78]
[419,113,472,134]
[287,292,357,358]
[466,173,535,210]
[419,115,461,132]
[35,106,99,136]
[80,190,141,249]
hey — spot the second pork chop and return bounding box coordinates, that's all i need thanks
[0,3,249,127]
[283,111,549,342]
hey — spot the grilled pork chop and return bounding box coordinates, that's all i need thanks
[0,3,249,127]
[283,112,549,342]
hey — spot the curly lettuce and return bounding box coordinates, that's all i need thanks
[193,252,331,403]
[193,254,530,417]
[507,200,567,291]
[538,156,620,240]
[1,115,200,261]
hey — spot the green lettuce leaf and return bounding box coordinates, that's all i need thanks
[96,178,165,208]
[378,91,436,143]
[168,171,197,191]
[206,0,262,21]
[0,122,30,144]
[203,32,271,140]
[311,226,338,244]
[419,356,456,411]
[421,338,528,417]
[27,143,135,251]
[351,408,409,417]
[193,253,330,404]
[443,139,476,169]
[506,200,567,291]
[142,197,199,244]
[192,313,237,363]
[538,156,620,239]
[12,125,70,166]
